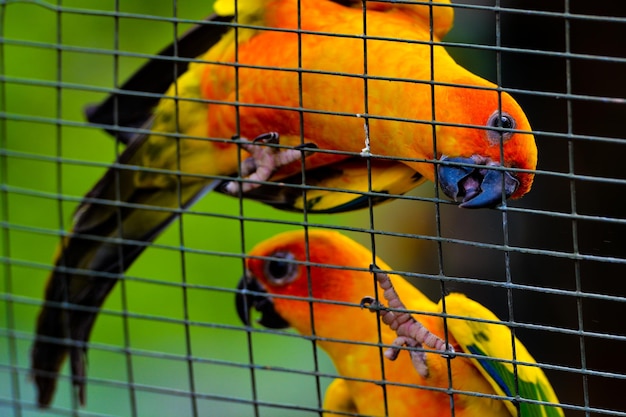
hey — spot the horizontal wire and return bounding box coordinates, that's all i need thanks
[5,30,626,69]
[3,252,625,343]
[3,194,626,266]
[3,322,623,407]
[4,162,626,234]
[4,197,626,266]
[3,30,626,79]
[3,68,624,109]
[0,397,120,417]
[4,250,626,325]
[3,114,626,188]
[4,324,625,411]
[2,78,625,144]
[1,327,623,417]
[3,156,626,238]
[4,0,626,30]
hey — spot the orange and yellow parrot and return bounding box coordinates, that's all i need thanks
[31,0,538,407]
[238,230,563,417]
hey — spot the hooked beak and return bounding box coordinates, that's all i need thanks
[438,156,520,208]
[236,276,290,329]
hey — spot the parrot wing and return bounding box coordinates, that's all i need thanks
[85,14,233,144]
[31,129,217,407]
[443,294,564,417]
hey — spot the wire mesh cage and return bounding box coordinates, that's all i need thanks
[1,0,625,416]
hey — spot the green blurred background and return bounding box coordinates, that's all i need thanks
[2,1,625,416]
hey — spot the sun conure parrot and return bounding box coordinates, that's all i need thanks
[31,0,538,407]
[237,230,563,417]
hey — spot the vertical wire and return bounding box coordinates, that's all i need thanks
[170,2,199,415]
[563,0,589,414]
[293,1,325,414]
[357,3,392,416]
[230,2,261,416]
[429,2,455,415]
[53,0,78,412]
[0,3,23,416]
[494,1,520,412]
[110,1,138,415]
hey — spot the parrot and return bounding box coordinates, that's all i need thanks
[237,229,564,417]
[31,0,538,407]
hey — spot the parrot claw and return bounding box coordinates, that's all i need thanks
[362,268,455,377]
[223,133,318,195]
[437,155,519,208]
[360,296,381,310]
[252,132,280,144]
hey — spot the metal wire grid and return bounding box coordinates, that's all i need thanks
[1,0,625,416]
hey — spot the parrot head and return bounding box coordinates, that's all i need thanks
[433,80,537,208]
[236,230,382,335]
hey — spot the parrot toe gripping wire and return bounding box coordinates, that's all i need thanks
[223,132,317,195]
[361,267,455,378]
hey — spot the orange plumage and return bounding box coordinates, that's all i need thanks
[199,0,536,197]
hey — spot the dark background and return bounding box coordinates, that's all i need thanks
[433,2,626,415]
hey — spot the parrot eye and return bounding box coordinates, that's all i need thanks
[486,111,516,144]
[264,251,298,285]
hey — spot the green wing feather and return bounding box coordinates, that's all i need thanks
[444,294,564,417]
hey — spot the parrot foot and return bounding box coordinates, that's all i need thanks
[223,132,317,195]
[360,265,455,378]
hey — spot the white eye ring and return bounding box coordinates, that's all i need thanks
[264,251,299,285]
[486,111,516,144]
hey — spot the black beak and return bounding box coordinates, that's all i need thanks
[437,156,519,208]
[236,276,290,329]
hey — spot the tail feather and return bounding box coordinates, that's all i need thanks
[32,10,236,408]
[31,146,213,407]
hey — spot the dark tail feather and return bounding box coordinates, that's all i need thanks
[31,179,214,407]
[34,14,235,407]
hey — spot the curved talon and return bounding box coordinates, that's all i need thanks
[223,132,314,195]
[295,142,318,151]
[360,296,381,310]
[441,345,457,359]
[252,132,279,144]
